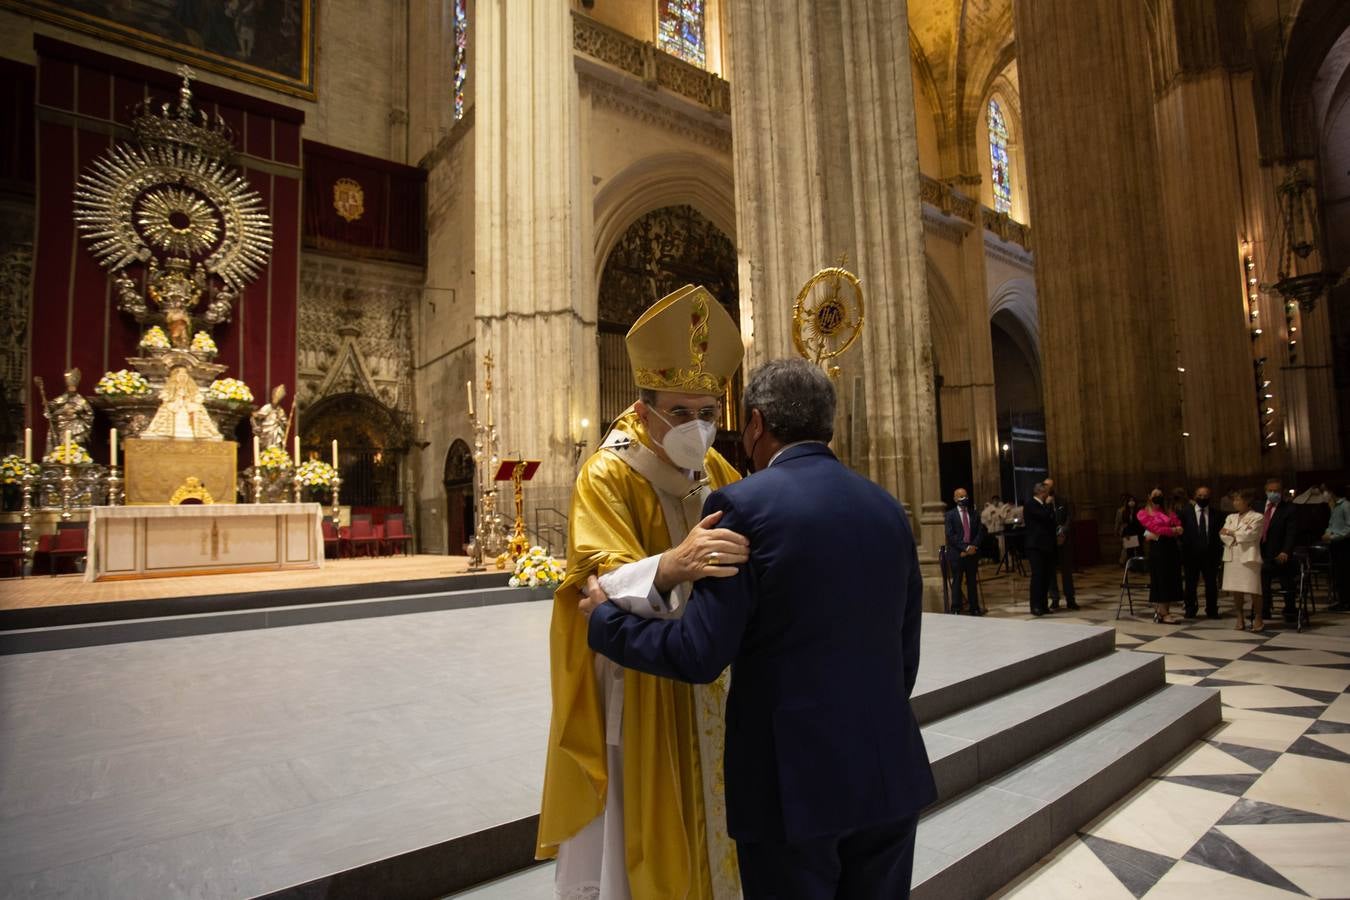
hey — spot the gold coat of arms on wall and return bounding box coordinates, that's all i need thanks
[333,178,365,223]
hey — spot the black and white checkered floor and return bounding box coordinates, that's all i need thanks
[979,564,1350,899]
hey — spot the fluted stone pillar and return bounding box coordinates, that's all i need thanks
[727,0,945,578]
[474,1,597,523]
[1014,0,1185,534]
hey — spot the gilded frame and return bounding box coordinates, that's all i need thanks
[6,0,318,100]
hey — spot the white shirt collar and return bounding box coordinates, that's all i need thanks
[767,440,827,468]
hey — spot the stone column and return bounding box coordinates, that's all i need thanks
[727,0,945,575]
[474,1,597,526]
[1013,0,1185,535]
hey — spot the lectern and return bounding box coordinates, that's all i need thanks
[494,458,541,561]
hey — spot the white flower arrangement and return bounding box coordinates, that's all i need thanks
[139,326,170,350]
[294,459,337,488]
[1,454,39,484]
[509,545,567,589]
[207,377,254,404]
[258,445,293,471]
[94,369,152,397]
[44,443,93,465]
[190,331,218,356]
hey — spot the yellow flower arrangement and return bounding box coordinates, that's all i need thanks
[207,377,254,403]
[190,331,218,355]
[258,446,293,471]
[1,455,40,484]
[94,369,152,397]
[139,326,170,350]
[294,459,337,488]
[509,545,566,588]
[44,443,93,465]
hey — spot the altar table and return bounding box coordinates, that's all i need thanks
[86,503,324,582]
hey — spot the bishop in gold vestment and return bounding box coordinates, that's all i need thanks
[538,286,745,899]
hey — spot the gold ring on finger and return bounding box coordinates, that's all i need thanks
[708,551,719,565]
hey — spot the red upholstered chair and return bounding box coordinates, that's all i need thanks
[321,517,341,559]
[383,514,414,556]
[0,530,23,578]
[47,527,87,576]
[346,518,380,558]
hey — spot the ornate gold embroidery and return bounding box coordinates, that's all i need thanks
[635,293,728,393]
[333,177,365,223]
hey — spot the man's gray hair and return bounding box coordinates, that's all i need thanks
[743,358,835,444]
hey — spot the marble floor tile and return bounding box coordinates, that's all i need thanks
[1212,684,1329,711]
[1209,660,1350,694]
[1166,673,1204,685]
[1261,631,1350,653]
[1305,731,1350,757]
[1115,634,1146,646]
[1245,754,1350,821]
[1217,823,1350,898]
[1083,780,1236,859]
[1141,859,1307,899]
[1135,637,1261,661]
[1248,648,1350,667]
[1320,693,1350,725]
[990,836,1138,900]
[1205,707,1312,753]
[1182,828,1306,895]
[1158,742,1260,778]
[1162,654,1220,672]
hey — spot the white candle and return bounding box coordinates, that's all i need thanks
[467,381,474,417]
[487,399,493,428]
[110,428,118,467]
[252,435,260,467]
[331,439,338,469]
[23,427,31,462]
[293,435,301,467]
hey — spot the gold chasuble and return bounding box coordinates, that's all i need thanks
[538,409,740,898]
[538,284,744,899]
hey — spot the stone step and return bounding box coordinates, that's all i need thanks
[911,683,1221,900]
[924,649,1165,803]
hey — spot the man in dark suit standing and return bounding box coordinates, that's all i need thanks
[1042,477,1078,611]
[1260,477,1298,623]
[1180,485,1224,619]
[582,358,936,899]
[1024,481,1056,617]
[945,487,986,615]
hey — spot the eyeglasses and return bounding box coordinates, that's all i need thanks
[657,403,721,424]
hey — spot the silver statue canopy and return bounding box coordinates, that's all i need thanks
[73,65,273,332]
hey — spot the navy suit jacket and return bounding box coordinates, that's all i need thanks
[945,504,985,554]
[1022,497,1057,552]
[588,443,936,845]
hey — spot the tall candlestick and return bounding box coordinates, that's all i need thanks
[487,400,493,428]
[252,435,261,467]
[23,427,31,462]
[110,428,118,467]
[467,381,474,417]
[64,429,71,460]
[331,439,338,469]
[293,435,301,467]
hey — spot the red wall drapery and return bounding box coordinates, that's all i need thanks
[28,36,302,455]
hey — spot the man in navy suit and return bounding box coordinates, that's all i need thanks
[945,487,986,615]
[1180,485,1224,619]
[1023,481,1056,616]
[581,358,936,899]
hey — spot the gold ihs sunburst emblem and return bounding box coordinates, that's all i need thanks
[333,178,364,223]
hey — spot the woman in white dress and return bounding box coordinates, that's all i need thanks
[1220,487,1265,631]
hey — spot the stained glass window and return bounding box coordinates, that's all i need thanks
[988,99,1012,214]
[453,0,468,121]
[657,0,706,68]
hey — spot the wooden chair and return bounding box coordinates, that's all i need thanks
[47,526,87,576]
[383,514,415,556]
[0,529,24,578]
[346,518,381,558]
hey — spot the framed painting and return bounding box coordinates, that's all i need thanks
[4,0,317,99]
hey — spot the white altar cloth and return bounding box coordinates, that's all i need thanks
[86,503,324,582]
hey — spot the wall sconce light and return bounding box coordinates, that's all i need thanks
[573,417,591,467]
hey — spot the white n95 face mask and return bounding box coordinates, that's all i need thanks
[651,411,717,470]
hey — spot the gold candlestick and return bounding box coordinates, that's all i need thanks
[105,464,123,507]
[20,465,36,574]
[60,461,75,522]
[251,466,264,503]
[330,473,342,526]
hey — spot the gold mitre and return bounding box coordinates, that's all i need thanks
[626,284,743,395]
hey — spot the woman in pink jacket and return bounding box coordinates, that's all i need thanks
[1138,488,1185,624]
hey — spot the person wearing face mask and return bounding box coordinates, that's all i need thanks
[1258,477,1298,626]
[1180,486,1224,619]
[1138,488,1185,624]
[1221,488,1266,631]
[539,284,748,900]
[581,358,935,899]
[945,487,987,615]
[1323,483,1350,612]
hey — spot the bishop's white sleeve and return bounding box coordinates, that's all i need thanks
[597,554,688,620]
